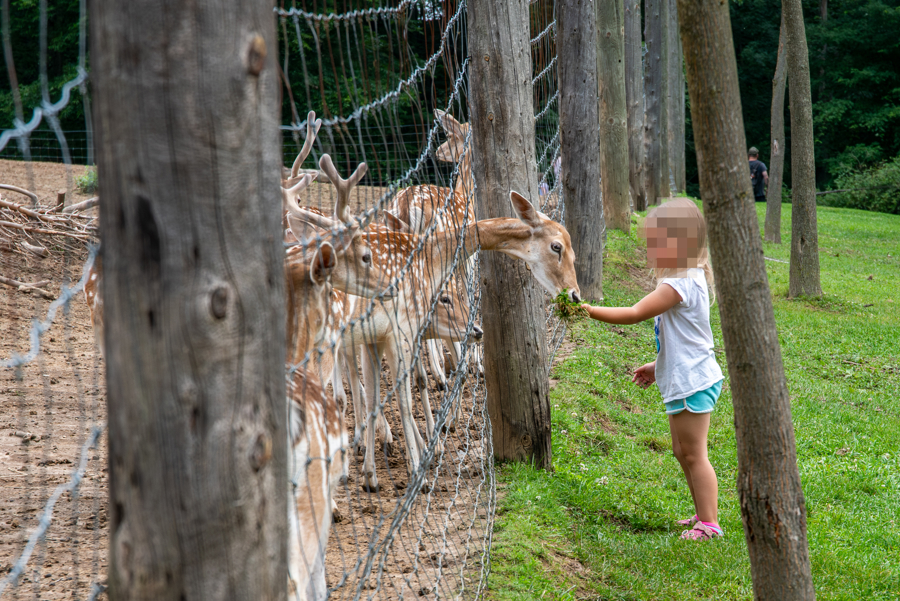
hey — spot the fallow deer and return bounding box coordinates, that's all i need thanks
[347,190,580,492]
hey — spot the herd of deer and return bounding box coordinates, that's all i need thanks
[83,110,581,599]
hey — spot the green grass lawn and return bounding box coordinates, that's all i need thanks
[487,203,900,600]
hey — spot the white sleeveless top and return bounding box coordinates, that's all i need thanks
[654,268,724,403]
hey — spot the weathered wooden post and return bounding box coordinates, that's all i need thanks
[596,0,631,232]
[624,0,646,211]
[643,0,670,206]
[667,0,686,192]
[677,0,817,597]
[92,0,287,598]
[558,0,605,299]
[468,0,553,468]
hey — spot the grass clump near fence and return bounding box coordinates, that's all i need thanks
[487,202,900,600]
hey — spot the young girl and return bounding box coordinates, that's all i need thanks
[581,198,725,541]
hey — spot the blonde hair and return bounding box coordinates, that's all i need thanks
[643,198,716,303]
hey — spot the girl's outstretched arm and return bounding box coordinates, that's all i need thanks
[581,284,682,325]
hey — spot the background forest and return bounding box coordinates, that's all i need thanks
[2,0,899,210]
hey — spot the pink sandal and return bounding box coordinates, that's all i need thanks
[675,514,698,527]
[680,521,722,541]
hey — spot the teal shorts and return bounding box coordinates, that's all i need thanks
[664,380,723,415]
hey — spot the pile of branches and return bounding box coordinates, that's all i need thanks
[0,184,98,299]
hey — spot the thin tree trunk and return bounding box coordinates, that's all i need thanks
[765,12,787,244]
[597,0,631,231]
[676,0,817,598]
[92,0,288,598]
[558,0,605,298]
[624,0,645,211]
[468,0,552,468]
[643,0,669,206]
[667,0,686,192]
[784,0,822,297]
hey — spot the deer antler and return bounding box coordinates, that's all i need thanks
[289,111,323,180]
[282,173,316,216]
[318,154,367,224]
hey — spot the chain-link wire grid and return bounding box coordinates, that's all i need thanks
[1,0,569,599]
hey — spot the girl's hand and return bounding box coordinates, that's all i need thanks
[632,362,656,389]
[580,303,595,318]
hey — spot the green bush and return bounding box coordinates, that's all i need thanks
[818,156,900,215]
[76,167,97,195]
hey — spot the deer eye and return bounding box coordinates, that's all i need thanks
[440,296,451,304]
[362,252,372,264]
[551,242,562,254]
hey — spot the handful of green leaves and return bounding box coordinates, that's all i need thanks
[552,290,590,322]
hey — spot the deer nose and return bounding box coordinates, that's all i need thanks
[473,325,483,340]
[570,290,581,303]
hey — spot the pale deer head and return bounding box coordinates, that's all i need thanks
[499,191,581,302]
[434,109,469,164]
[286,242,336,362]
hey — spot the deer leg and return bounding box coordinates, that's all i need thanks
[426,339,447,391]
[360,343,381,492]
[342,345,367,452]
[330,344,349,416]
[415,351,439,451]
[383,339,424,479]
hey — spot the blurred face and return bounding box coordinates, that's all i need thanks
[644,221,699,270]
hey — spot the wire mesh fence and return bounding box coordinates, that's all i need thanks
[0,0,566,599]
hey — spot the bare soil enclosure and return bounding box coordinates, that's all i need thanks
[1,160,492,599]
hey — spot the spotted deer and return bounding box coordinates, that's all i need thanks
[345,190,581,492]
[282,162,396,601]
[83,254,104,357]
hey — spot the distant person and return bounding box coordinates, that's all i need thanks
[748,147,768,202]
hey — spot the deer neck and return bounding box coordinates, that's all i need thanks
[453,151,473,200]
[429,218,532,279]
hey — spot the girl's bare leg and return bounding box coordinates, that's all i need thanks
[669,417,697,510]
[669,411,717,524]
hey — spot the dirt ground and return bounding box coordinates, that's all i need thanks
[0,159,492,599]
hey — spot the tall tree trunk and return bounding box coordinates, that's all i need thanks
[92,1,288,599]
[643,0,669,206]
[676,0,817,598]
[597,0,631,231]
[765,12,788,244]
[558,0,606,298]
[667,0,686,192]
[468,0,552,468]
[624,0,645,211]
[784,0,822,297]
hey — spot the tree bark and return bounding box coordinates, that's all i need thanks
[784,0,822,297]
[624,0,645,211]
[667,0,686,192]
[468,0,552,468]
[596,0,631,231]
[558,0,606,298]
[643,0,669,206]
[676,0,817,598]
[92,1,287,599]
[765,12,788,244]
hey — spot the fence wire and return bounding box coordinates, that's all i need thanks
[0,0,567,599]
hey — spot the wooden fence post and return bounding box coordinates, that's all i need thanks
[468,0,553,469]
[91,0,287,598]
[643,0,670,206]
[596,0,631,232]
[625,0,646,211]
[558,0,605,299]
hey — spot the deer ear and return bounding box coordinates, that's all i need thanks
[408,206,425,233]
[509,190,541,228]
[436,110,464,138]
[310,242,336,286]
[287,214,322,245]
[384,211,410,233]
